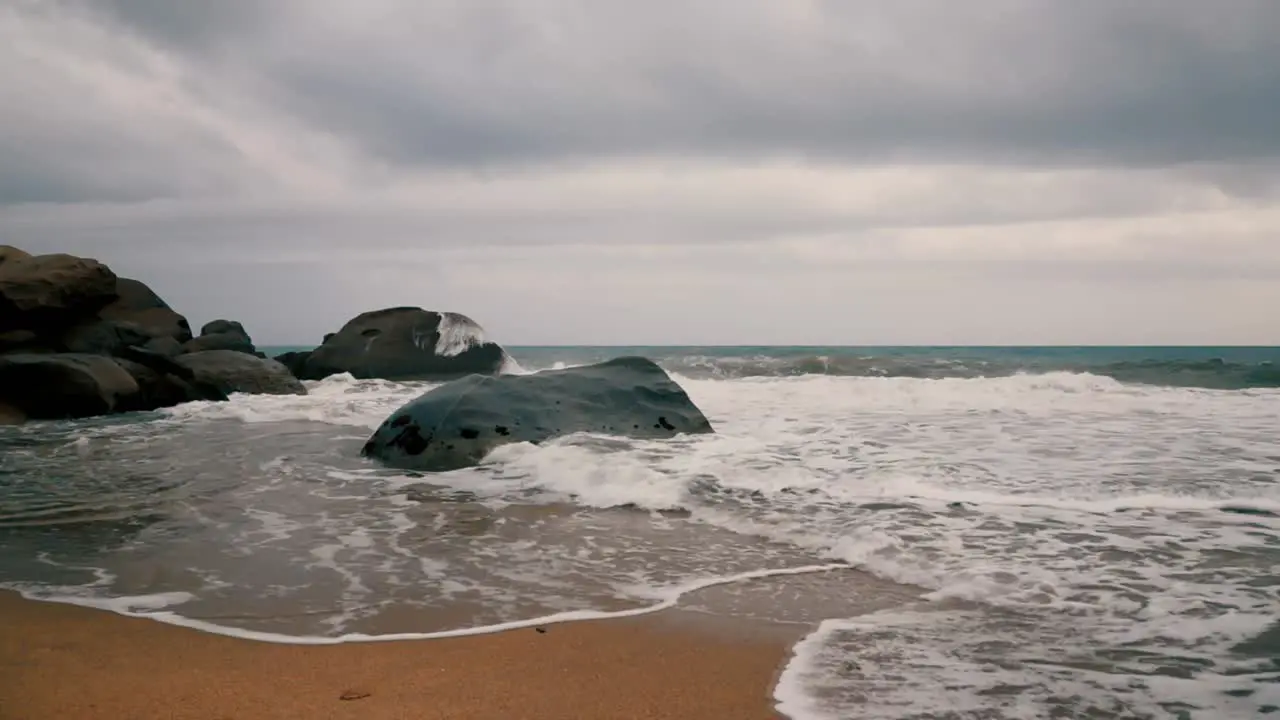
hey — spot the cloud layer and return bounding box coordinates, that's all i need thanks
[2,1,1278,343]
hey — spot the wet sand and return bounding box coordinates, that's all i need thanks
[0,590,794,720]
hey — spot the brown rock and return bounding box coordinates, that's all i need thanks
[0,253,118,331]
[0,245,31,268]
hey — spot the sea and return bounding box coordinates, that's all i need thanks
[2,346,1278,719]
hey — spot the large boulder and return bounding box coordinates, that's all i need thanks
[0,353,140,419]
[0,245,32,268]
[173,350,307,396]
[361,356,714,472]
[0,253,118,332]
[60,318,152,355]
[114,357,227,411]
[97,277,192,342]
[297,307,507,381]
[183,318,257,356]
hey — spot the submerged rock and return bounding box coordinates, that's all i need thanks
[296,307,507,381]
[174,350,307,396]
[361,356,714,472]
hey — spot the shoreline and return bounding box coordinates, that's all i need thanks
[0,589,800,720]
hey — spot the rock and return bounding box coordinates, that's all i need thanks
[0,402,24,425]
[183,318,257,356]
[361,356,714,472]
[143,335,184,357]
[200,319,246,337]
[114,358,226,411]
[0,329,39,353]
[98,277,192,342]
[173,350,307,396]
[299,307,507,381]
[0,253,118,332]
[273,350,312,377]
[0,353,140,419]
[60,319,152,355]
[183,332,256,354]
[117,345,199,382]
[0,245,31,268]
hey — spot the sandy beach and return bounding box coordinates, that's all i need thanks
[0,590,793,720]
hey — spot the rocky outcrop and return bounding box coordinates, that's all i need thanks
[361,357,714,472]
[183,318,259,356]
[173,350,306,396]
[286,307,508,381]
[0,247,305,424]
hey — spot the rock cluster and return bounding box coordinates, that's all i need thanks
[0,246,302,423]
[0,246,516,425]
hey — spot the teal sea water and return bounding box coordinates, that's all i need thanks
[3,345,1278,718]
[263,345,1280,389]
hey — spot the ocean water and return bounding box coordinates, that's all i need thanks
[2,346,1278,718]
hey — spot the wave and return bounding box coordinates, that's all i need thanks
[647,354,1280,389]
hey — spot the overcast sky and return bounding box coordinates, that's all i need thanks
[2,1,1278,345]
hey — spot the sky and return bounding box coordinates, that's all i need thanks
[2,1,1278,345]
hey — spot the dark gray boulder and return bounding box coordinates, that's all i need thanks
[200,319,245,337]
[114,358,227,411]
[298,307,507,381]
[60,319,152,355]
[173,350,307,396]
[361,356,714,472]
[0,353,140,419]
[183,317,257,355]
[97,277,192,342]
[272,350,312,377]
[142,335,184,357]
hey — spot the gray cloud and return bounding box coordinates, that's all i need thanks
[1,1,1279,343]
[79,0,1280,172]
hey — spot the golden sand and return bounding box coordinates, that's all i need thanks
[0,591,792,720]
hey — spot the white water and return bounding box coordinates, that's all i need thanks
[4,370,1279,718]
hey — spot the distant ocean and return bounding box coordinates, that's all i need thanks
[2,346,1278,718]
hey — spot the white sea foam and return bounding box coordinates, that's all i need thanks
[434,312,486,357]
[15,564,849,645]
[5,369,1278,718]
